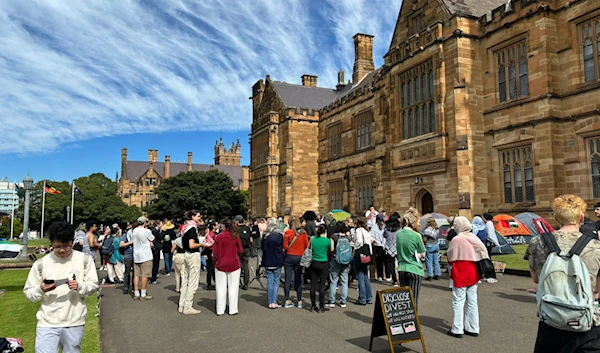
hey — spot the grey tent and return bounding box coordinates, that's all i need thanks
[515,212,554,237]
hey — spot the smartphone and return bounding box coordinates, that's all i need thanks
[43,279,55,285]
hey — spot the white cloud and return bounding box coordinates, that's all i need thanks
[0,0,401,154]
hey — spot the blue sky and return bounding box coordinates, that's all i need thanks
[0,0,401,184]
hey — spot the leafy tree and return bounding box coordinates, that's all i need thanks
[0,217,23,239]
[19,173,141,235]
[144,170,248,221]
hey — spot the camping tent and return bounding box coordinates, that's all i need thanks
[493,214,532,244]
[515,212,555,236]
[420,213,450,232]
[0,241,21,259]
[437,229,516,254]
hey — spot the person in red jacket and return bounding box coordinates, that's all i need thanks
[212,218,243,316]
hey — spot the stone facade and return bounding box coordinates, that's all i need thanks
[119,143,249,209]
[252,0,600,221]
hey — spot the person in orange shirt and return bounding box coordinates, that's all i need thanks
[282,216,309,308]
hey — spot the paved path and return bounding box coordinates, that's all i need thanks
[99,267,539,353]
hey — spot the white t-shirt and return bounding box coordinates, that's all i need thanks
[132,227,155,263]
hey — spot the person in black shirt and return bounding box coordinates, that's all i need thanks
[235,215,252,290]
[161,221,176,276]
[178,210,205,315]
[250,219,260,257]
[150,222,163,284]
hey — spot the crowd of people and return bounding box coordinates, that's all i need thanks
[21,199,600,353]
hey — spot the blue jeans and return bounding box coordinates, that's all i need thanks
[357,264,373,304]
[425,244,441,278]
[329,261,350,304]
[163,252,172,275]
[266,267,282,305]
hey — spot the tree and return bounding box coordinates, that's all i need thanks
[0,217,23,239]
[20,173,141,235]
[144,170,248,221]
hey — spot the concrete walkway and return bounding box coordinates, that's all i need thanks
[99,267,538,353]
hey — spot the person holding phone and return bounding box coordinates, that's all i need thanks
[24,221,98,353]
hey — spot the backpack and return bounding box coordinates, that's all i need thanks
[239,226,251,248]
[101,237,114,256]
[336,237,353,265]
[536,232,594,332]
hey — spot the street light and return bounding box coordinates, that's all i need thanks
[21,174,34,258]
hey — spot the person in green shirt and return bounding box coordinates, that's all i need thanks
[310,224,334,313]
[397,207,426,308]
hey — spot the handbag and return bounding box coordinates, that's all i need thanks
[300,237,313,268]
[476,258,495,278]
[357,228,372,264]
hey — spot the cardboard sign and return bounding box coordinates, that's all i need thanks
[369,287,427,353]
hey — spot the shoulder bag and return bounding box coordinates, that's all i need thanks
[300,237,313,268]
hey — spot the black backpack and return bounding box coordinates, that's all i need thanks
[239,226,251,248]
[100,237,114,256]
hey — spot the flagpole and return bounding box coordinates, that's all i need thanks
[71,182,75,225]
[41,180,46,238]
[10,181,16,240]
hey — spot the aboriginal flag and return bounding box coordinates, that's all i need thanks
[45,184,62,195]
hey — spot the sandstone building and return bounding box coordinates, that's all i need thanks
[119,140,249,208]
[250,0,600,220]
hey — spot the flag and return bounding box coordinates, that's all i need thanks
[74,184,83,195]
[45,184,62,195]
[15,184,25,197]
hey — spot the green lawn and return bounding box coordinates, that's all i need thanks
[0,269,100,352]
[495,244,529,271]
[8,238,51,247]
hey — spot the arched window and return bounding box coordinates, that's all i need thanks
[496,42,528,102]
[400,60,435,140]
[514,163,523,202]
[525,162,534,202]
[590,137,600,199]
[503,164,512,204]
[501,146,534,204]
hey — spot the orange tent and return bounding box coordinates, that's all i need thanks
[493,214,532,237]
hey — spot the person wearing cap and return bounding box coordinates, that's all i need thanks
[161,221,176,276]
[132,216,155,301]
[234,215,252,290]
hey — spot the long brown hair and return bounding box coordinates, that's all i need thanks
[221,218,239,238]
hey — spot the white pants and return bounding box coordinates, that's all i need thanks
[36,326,84,353]
[451,284,479,334]
[179,252,200,310]
[215,268,241,315]
[106,261,124,282]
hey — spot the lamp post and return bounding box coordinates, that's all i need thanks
[21,174,34,258]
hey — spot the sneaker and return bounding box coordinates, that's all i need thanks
[166,273,171,276]
[385,278,392,282]
[182,308,201,315]
[140,295,153,301]
[340,303,347,308]
[393,282,399,287]
[133,296,141,301]
[464,331,479,337]
[354,301,367,306]
[320,306,330,312]
[178,307,183,313]
[297,300,303,309]
[486,278,498,284]
[447,330,463,338]
[150,281,159,284]
[326,303,335,308]
[206,285,216,291]
[284,301,295,309]
[377,277,383,282]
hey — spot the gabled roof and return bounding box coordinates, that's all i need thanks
[125,162,244,187]
[334,69,381,102]
[271,81,338,112]
[442,0,507,18]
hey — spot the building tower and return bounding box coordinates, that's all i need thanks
[214,139,242,166]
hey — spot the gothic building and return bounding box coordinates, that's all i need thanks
[119,140,249,208]
[251,0,600,220]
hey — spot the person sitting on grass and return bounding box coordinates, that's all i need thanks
[24,221,99,353]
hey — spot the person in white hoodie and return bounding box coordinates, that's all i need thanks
[24,221,98,353]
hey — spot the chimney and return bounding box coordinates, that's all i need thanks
[121,148,128,180]
[187,152,193,172]
[352,33,375,83]
[301,74,318,87]
[148,149,158,162]
[337,69,346,91]
[165,155,171,179]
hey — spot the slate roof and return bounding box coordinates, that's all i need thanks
[334,69,381,102]
[442,0,507,18]
[125,162,244,187]
[272,82,338,112]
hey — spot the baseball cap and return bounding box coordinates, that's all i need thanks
[137,216,149,224]
[233,215,244,222]
[594,202,600,209]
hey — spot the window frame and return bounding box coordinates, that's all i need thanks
[500,146,535,204]
[495,41,529,103]
[356,175,375,212]
[355,110,374,150]
[399,59,436,140]
[579,17,600,83]
[329,180,344,210]
[328,123,343,159]
[587,136,600,200]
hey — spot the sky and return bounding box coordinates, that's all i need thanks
[0,0,402,184]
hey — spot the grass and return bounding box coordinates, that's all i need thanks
[495,244,529,271]
[7,238,51,247]
[0,269,100,352]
